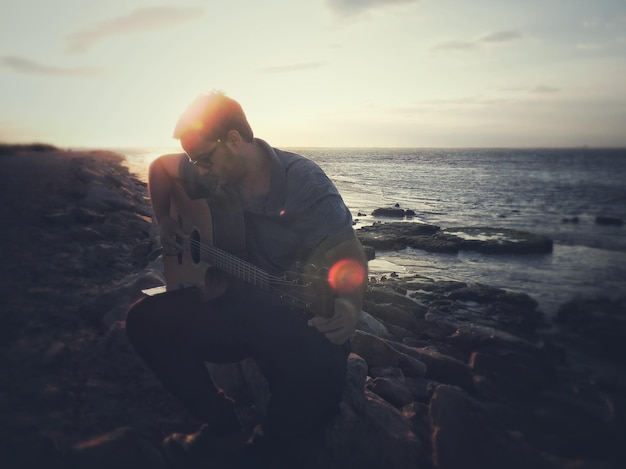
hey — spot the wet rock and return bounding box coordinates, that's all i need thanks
[322,388,422,469]
[429,385,556,469]
[83,186,135,212]
[366,286,428,315]
[378,341,474,392]
[83,268,165,327]
[358,222,441,250]
[67,427,167,469]
[435,284,547,334]
[357,310,393,339]
[351,331,427,378]
[403,279,467,295]
[439,227,554,254]
[527,391,624,462]
[595,215,623,226]
[555,297,626,359]
[362,244,376,260]
[367,377,415,408]
[446,323,553,363]
[469,351,554,401]
[358,222,553,255]
[371,207,411,217]
[363,302,421,332]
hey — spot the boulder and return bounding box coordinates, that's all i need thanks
[357,222,553,255]
[371,207,410,217]
[469,351,554,401]
[374,340,474,392]
[364,302,421,332]
[428,286,548,335]
[84,186,135,212]
[429,385,556,469]
[439,227,554,254]
[595,215,623,226]
[351,331,427,378]
[366,377,415,408]
[358,222,441,250]
[555,297,626,359]
[67,427,167,469]
[356,310,393,339]
[366,286,428,315]
[321,354,422,469]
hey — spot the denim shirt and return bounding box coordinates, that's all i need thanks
[179,139,355,274]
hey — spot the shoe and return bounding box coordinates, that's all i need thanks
[162,422,246,468]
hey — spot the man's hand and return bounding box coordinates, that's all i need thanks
[308,298,359,345]
[159,216,186,256]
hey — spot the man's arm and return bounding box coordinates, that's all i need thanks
[148,154,186,255]
[308,236,368,345]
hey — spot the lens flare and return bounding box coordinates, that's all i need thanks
[327,259,366,294]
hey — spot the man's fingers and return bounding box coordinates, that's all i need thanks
[308,315,341,331]
[323,327,350,345]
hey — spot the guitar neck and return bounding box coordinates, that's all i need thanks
[190,234,333,317]
[192,237,272,289]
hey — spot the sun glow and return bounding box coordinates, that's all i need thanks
[327,258,366,294]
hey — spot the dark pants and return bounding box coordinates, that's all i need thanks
[125,285,348,449]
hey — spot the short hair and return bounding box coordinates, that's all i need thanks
[173,91,254,142]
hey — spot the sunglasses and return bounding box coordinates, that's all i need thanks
[188,139,221,168]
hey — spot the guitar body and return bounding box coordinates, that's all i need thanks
[163,181,245,299]
[162,181,335,317]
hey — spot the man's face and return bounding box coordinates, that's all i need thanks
[183,137,245,186]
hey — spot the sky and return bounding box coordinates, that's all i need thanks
[1,0,625,148]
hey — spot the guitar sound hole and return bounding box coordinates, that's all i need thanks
[190,229,201,264]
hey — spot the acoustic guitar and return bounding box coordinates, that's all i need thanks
[162,181,335,317]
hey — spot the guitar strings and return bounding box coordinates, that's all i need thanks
[188,239,306,289]
[188,238,319,311]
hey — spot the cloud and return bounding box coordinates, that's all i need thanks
[576,43,603,51]
[66,6,204,53]
[431,40,476,52]
[479,30,524,43]
[326,0,418,18]
[499,85,561,94]
[257,61,328,74]
[1,56,100,76]
[530,85,560,94]
[432,30,525,53]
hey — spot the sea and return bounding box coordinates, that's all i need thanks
[117,146,626,318]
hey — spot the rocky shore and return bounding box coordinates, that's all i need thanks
[1,145,624,469]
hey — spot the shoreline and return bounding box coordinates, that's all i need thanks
[118,146,626,321]
[1,145,625,468]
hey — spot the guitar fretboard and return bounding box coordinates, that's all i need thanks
[190,237,272,289]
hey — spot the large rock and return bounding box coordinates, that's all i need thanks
[438,227,554,254]
[371,207,415,218]
[67,427,167,469]
[351,331,427,378]
[364,302,422,332]
[357,222,441,251]
[429,385,556,469]
[357,310,393,339]
[409,347,475,392]
[357,222,553,255]
[595,215,624,226]
[366,286,428,315]
[469,351,554,401]
[425,285,548,336]
[555,297,626,359]
[366,377,415,408]
[83,267,166,328]
[320,354,422,469]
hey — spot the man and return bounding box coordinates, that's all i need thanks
[125,91,367,467]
